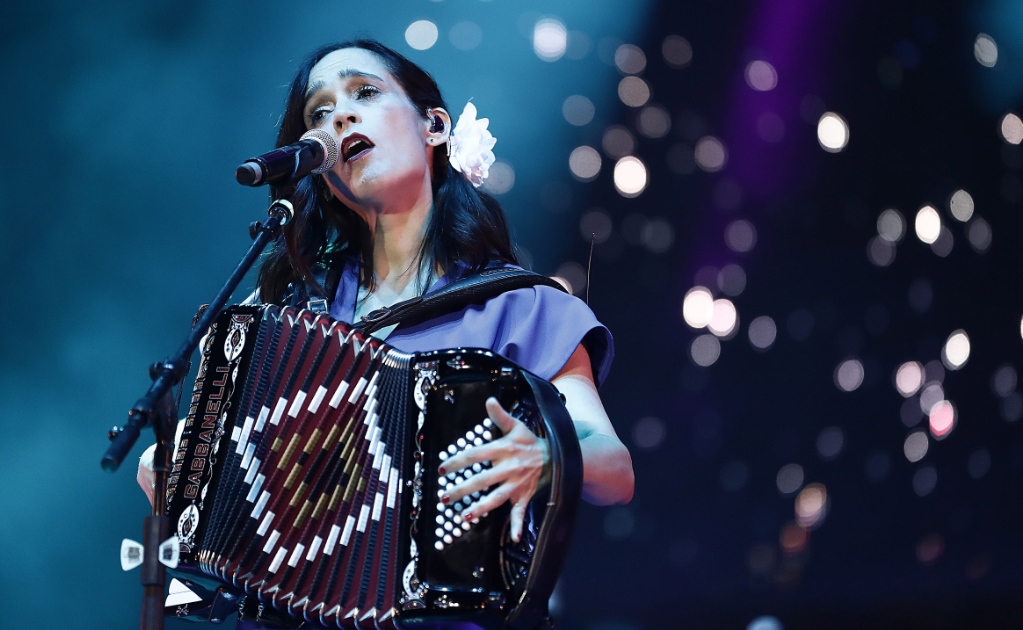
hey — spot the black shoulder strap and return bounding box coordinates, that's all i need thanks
[355,267,567,334]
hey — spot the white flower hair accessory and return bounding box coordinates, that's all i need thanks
[447,101,496,188]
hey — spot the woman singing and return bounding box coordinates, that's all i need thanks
[140,38,633,628]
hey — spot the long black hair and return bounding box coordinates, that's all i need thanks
[257,39,518,304]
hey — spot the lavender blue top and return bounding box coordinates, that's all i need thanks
[328,260,614,387]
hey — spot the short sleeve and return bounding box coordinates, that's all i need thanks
[487,286,613,386]
[367,268,615,387]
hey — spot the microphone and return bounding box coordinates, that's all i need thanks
[235,129,340,187]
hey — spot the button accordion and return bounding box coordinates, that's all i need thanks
[164,304,581,629]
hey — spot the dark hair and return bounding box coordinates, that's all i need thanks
[258,39,518,304]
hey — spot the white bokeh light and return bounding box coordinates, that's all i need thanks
[914,205,941,244]
[708,299,738,337]
[776,464,804,495]
[694,136,727,171]
[682,287,714,329]
[1001,113,1023,145]
[904,430,929,462]
[974,33,998,67]
[877,208,905,242]
[533,18,567,62]
[942,330,970,370]
[691,334,721,367]
[795,483,828,529]
[949,190,974,222]
[614,44,647,74]
[895,361,924,397]
[817,112,849,152]
[835,358,865,392]
[613,156,648,197]
[748,316,777,351]
[405,20,439,50]
[568,146,601,182]
[618,76,651,107]
[745,60,778,91]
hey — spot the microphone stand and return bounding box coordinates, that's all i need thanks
[101,192,296,630]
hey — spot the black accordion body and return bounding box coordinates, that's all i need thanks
[164,305,581,629]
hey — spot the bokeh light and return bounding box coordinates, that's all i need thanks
[641,218,675,253]
[449,21,483,51]
[405,20,439,50]
[928,400,956,439]
[662,34,693,68]
[967,217,992,252]
[637,105,672,138]
[992,364,1017,397]
[533,18,567,61]
[602,125,636,158]
[694,136,727,171]
[691,334,721,367]
[613,156,648,197]
[725,219,757,253]
[745,60,778,91]
[949,189,974,222]
[718,264,746,296]
[904,430,929,462]
[483,160,515,194]
[942,330,970,370]
[920,382,945,414]
[1001,113,1023,145]
[568,146,602,182]
[708,298,738,337]
[682,286,714,328]
[776,463,804,495]
[895,361,924,397]
[795,483,828,529]
[877,208,906,242]
[618,76,651,107]
[817,112,850,152]
[914,205,941,244]
[614,43,646,74]
[913,466,938,497]
[780,521,808,554]
[553,261,587,295]
[834,358,864,392]
[817,426,845,460]
[562,95,595,126]
[632,416,666,450]
[974,33,998,67]
[748,316,777,351]
[867,236,896,267]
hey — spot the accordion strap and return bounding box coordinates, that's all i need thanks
[354,267,567,335]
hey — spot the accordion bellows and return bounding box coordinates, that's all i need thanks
[165,305,581,629]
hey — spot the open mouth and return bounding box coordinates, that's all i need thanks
[341,135,374,162]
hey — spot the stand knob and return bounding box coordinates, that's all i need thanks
[108,426,123,441]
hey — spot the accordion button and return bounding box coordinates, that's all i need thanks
[447,445,458,455]
[473,438,483,446]
[435,528,444,538]
[444,508,454,518]
[438,477,447,487]
[444,522,453,532]
[474,425,485,435]
[483,431,493,440]
[452,515,462,525]
[456,438,467,449]
[452,528,462,538]
[472,463,483,473]
[465,430,475,441]
[443,534,453,544]
[435,542,444,551]
[483,418,494,428]
[436,515,445,525]
[462,521,472,531]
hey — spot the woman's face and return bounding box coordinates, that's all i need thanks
[303,48,435,212]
